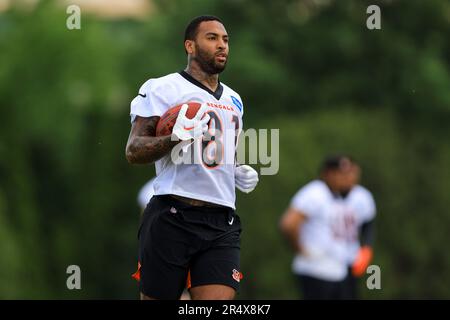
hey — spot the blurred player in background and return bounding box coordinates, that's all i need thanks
[137,178,155,212]
[126,15,258,300]
[279,155,376,299]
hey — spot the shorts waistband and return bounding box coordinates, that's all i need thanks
[156,195,234,215]
[169,195,226,208]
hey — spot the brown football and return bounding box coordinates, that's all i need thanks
[155,102,203,136]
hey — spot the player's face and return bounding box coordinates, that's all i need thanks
[192,21,229,74]
[326,164,360,193]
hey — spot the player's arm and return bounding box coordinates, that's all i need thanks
[279,207,307,253]
[125,116,178,165]
[352,218,375,276]
[126,104,210,164]
[360,218,375,247]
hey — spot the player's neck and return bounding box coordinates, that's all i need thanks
[322,179,338,194]
[184,64,219,92]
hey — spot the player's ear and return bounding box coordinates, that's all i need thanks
[185,40,194,55]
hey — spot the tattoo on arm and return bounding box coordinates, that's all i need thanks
[125,116,178,164]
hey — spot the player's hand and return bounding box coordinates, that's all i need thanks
[235,165,259,193]
[172,103,210,141]
[351,246,373,277]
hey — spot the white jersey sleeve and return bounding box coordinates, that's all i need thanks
[130,79,175,122]
[352,186,376,222]
[290,180,325,218]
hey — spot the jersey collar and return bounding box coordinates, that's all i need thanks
[321,179,353,199]
[179,70,224,100]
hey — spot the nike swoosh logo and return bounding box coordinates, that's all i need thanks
[138,93,147,98]
[183,126,194,131]
[228,217,234,225]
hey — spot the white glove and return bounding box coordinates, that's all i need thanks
[172,103,210,141]
[235,165,259,193]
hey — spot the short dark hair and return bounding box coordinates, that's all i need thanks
[184,15,223,42]
[320,155,356,172]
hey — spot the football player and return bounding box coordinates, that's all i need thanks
[126,16,258,300]
[280,155,376,299]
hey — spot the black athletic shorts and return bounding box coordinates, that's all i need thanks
[136,195,242,300]
[296,268,357,300]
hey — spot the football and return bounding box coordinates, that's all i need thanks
[155,102,203,136]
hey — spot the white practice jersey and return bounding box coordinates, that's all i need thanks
[290,180,376,281]
[130,72,244,209]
